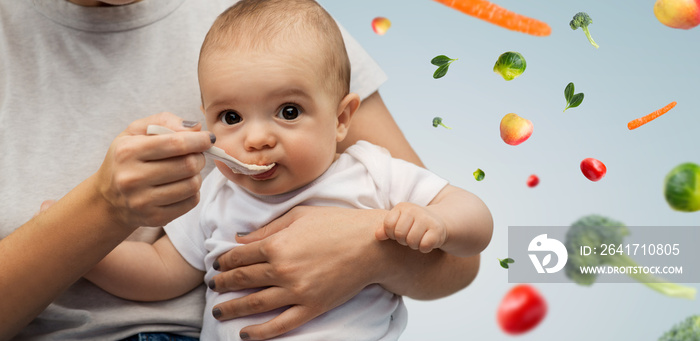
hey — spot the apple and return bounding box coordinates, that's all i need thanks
[654,0,700,29]
[371,17,391,35]
[500,113,533,146]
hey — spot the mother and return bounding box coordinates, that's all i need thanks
[0,0,484,340]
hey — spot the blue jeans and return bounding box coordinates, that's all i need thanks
[119,332,199,341]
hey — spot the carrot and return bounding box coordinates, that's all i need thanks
[433,0,551,36]
[627,101,677,130]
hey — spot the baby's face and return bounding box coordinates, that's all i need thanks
[199,43,342,196]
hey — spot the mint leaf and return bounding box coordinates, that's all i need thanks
[564,82,584,112]
[565,82,574,103]
[499,258,515,269]
[433,64,450,79]
[569,93,584,108]
[431,55,457,79]
[431,55,452,66]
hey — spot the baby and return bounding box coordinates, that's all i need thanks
[85,0,492,340]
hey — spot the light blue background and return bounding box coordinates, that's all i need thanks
[319,0,700,339]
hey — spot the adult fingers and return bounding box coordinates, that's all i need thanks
[214,241,268,272]
[236,206,305,244]
[209,262,276,293]
[117,112,212,162]
[239,305,317,340]
[148,173,203,207]
[211,286,291,322]
[124,112,202,136]
[134,191,201,228]
[117,132,213,163]
[131,153,206,187]
[104,153,205,210]
[90,114,211,229]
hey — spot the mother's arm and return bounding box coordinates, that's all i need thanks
[0,113,213,339]
[208,92,488,340]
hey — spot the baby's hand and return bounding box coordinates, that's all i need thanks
[33,200,56,217]
[376,202,447,253]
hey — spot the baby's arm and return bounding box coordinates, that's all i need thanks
[84,235,204,302]
[376,185,493,257]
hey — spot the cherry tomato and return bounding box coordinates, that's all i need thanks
[526,174,539,187]
[580,157,606,182]
[497,284,547,335]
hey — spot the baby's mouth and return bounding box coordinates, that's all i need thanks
[250,164,278,181]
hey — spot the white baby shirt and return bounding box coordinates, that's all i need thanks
[164,141,449,340]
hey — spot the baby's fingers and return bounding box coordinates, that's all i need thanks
[33,199,57,218]
[418,230,444,253]
[390,211,414,246]
[405,223,429,251]
[380,207,400,241]
[375,225,389,241]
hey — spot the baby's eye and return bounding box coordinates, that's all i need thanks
[277,105,301,121]
[220,110,241,125]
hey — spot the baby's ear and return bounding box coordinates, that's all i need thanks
[335,93,360,142]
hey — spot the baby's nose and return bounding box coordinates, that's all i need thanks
[244,126,276,151]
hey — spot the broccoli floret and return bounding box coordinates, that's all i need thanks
[564,214,696,300]
[570,12,599,49]
[432,117,452,129]
[564,215,626,285]
[659,315,700,341]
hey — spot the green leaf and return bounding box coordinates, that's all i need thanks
[569,93,584,108]
[499,258,515,269]
[563,82,584,112]
[433,64,450,79]
[565,82,574,103]
[431,55,452,66]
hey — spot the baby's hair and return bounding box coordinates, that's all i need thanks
[199,0,350,100]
